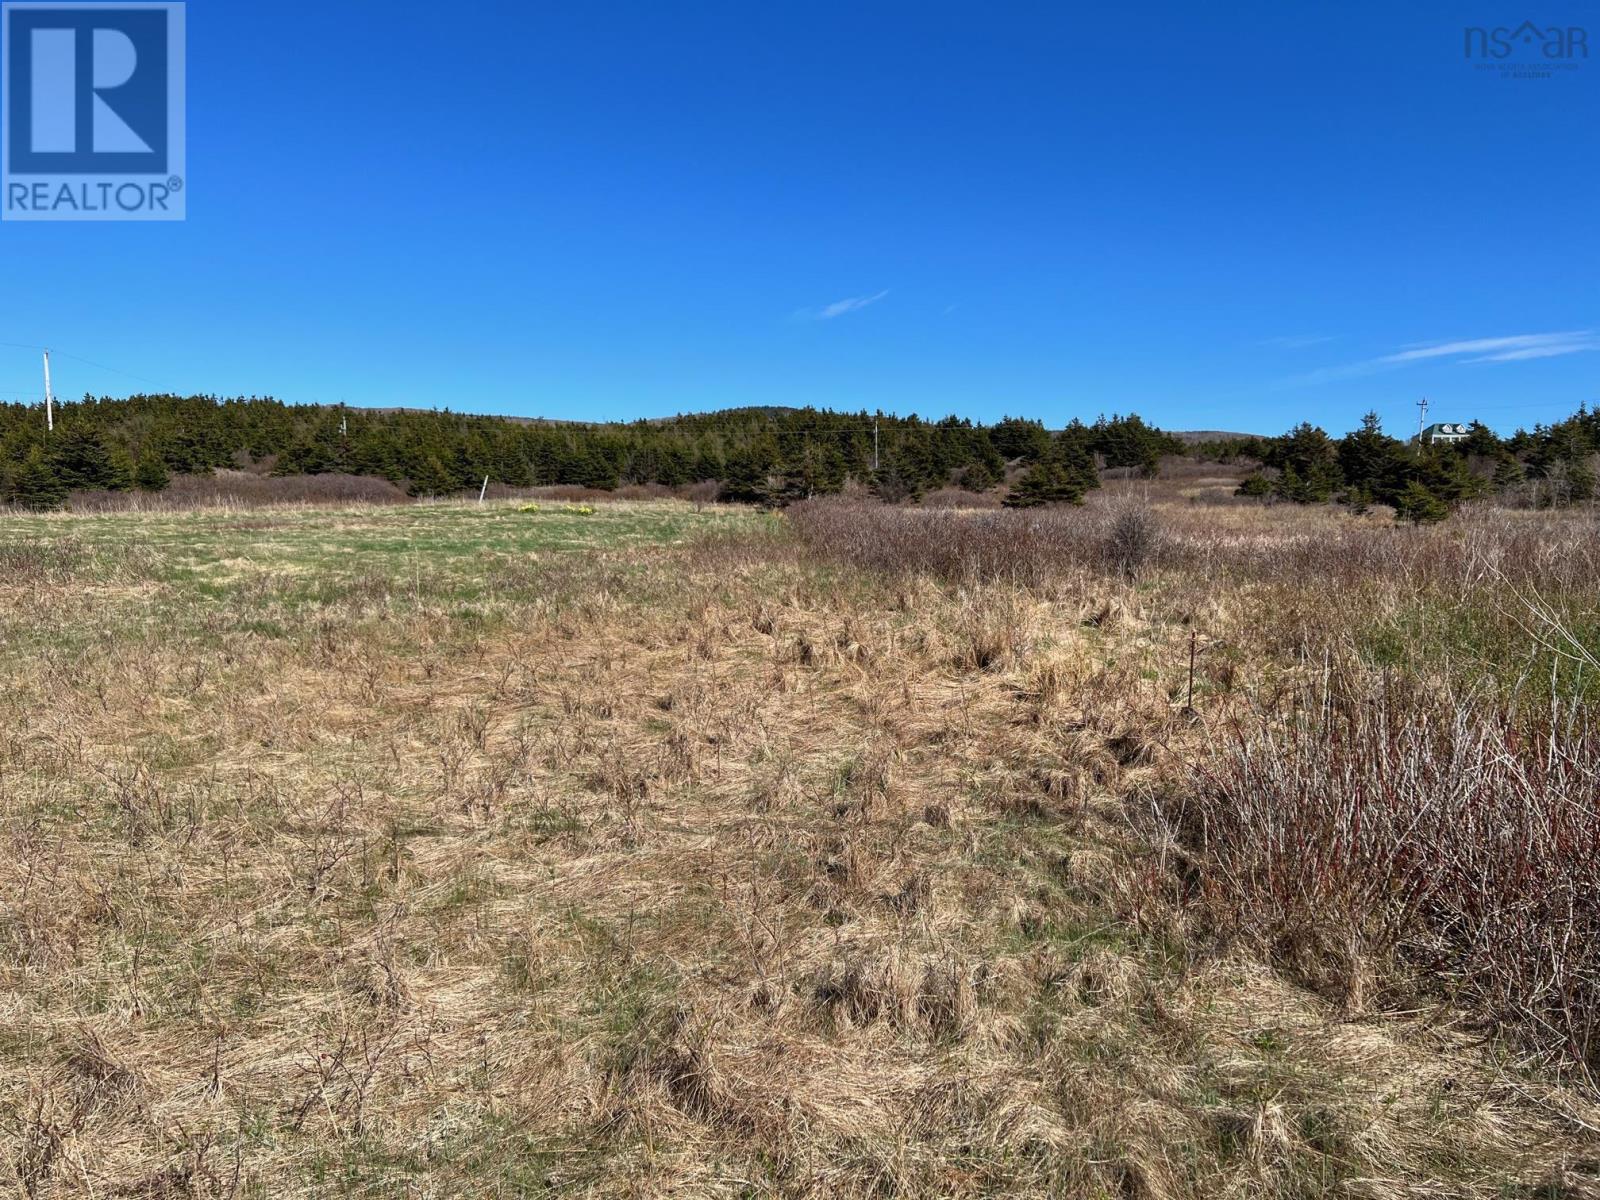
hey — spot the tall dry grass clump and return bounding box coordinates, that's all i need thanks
[787,498,1165,584]
[1104,501,1161,580]
[1173,674,1600,1079]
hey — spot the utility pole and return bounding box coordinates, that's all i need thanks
[872,417,879,472]
[1415,396,1428,453]
[42,350,54,432]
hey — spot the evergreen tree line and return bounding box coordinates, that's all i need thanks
[0,394,1181,511]
[1219,408,1600,521]
[4,394,1590,516]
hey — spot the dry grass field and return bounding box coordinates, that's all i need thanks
[3,494,1599,1197]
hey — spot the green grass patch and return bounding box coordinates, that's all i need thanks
[1358,595,1600,704]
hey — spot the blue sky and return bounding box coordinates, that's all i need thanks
[1,0,1595,435]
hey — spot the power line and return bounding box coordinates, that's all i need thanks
[0,340,173,390]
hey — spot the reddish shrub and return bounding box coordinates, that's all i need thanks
[1172,678,1600,1077]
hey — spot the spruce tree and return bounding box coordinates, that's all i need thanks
[1235,473,1272,499]
[692,448,724,482]
[1492,455,1525,491]
[407,455,456,497]
[14,447,68,511]
[958,457,1001,492]
[106,447,136,491]
[274,435,336,476]
[1394,481,1449,525]
[960,439,1005,491]
[1337,412,1407,503]
[1003,459,1087,507]
[51,427,122,490]
[135,450,170,492]
[577,444,620,490]
[989,417,1052,462]
[720,447,771,504]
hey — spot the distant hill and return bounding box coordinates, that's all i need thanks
[350,405,1266,443]
[348,404,809,428]
[1168,430,1264,444]
[352,405,575,427]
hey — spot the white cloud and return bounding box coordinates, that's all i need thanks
[1289,330,1597,385]
[1379,331,1595,365]
[801,290,890,321]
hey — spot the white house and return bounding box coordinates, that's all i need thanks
[1419,422,1471,445]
